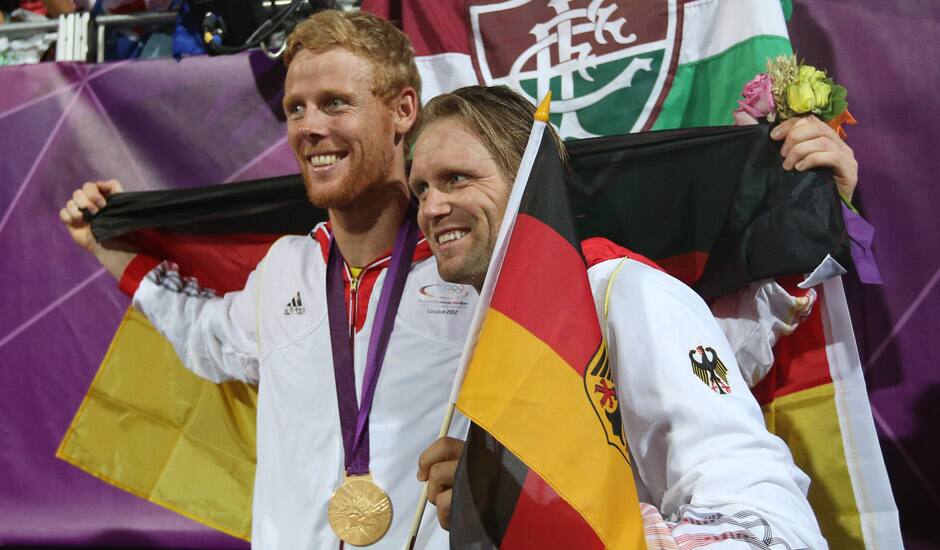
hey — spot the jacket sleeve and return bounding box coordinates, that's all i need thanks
[708,279,817,387]
[589,259,826,549]
[130,258,262,384]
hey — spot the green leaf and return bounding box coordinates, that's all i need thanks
[817,84,847,121]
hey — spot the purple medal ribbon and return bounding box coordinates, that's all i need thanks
[326,209,419,476]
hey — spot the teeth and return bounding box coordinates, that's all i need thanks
[438,230,467,244]
[309,154,339,167]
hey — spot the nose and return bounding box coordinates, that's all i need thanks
[293,108,329,140]
[421,187,452,223]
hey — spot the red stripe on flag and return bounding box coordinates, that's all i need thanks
[490,214,601,375]
[126,229,279,293]
[500,469,604,550]
[653,251,709,286]
[752,276,833,405]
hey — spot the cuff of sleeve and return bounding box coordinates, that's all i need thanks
[119,254,162,297]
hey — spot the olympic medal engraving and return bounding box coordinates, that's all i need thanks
[328,475,393,546]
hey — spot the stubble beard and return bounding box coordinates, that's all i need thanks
[438,238,493,292]
[303,147,395,210]
[304,173,359,209]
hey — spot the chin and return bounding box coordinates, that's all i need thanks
[436,263,465,285]
[304,178,358,209]
[306,189,351,209]
[438,261,484,289]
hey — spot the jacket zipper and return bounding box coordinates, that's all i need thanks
[349,272,360,359]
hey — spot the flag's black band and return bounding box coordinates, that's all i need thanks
[91,174,322,241]
[92,124,847,298]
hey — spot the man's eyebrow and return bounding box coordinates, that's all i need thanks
[438,163,473,177]
[318,88,353,100]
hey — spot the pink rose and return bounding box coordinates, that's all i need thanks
[732,109,760,125]
[732,73,776,125]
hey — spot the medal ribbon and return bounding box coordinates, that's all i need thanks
[326,209,419,476]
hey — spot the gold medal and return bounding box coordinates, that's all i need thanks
[328,474,393,546]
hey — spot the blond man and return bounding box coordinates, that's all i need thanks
[410,85,830,548]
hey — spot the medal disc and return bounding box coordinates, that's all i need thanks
[328,476,393,546]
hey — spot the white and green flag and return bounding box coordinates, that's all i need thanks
[365,0,792,136]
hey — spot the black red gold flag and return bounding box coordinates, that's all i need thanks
[448,117,645,548]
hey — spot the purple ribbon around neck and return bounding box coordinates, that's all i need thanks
[326,209,419,476]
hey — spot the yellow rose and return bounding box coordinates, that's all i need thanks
[797,64,823,82]
[787,80,817,113]
[788,65,831,113]
[811,79,831,109]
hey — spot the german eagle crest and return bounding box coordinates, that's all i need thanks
[689,346,731,394]
[583,343,629,462]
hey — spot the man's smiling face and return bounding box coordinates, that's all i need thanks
[283,47,399,209]
[409,117,511,290]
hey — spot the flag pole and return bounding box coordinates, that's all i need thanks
[404,92,552,550]
[405,402,455,550]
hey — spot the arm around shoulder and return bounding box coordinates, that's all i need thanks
[590,259,826,548]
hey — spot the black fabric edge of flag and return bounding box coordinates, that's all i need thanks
[518,130,584,260]
[450,423,527,550]
[90,124,849,298]
[91,174,325,241]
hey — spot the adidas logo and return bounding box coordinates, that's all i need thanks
[284,291,306,315]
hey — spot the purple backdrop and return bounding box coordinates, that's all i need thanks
[0,2,936,547]
[790,2,940,548]
[0,54,295,547]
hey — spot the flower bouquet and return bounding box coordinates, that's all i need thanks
[733,55,856,139]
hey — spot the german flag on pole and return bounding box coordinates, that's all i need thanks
[447,95,646,549]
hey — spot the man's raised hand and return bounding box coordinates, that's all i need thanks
[59,179,136,280]
[59,179,123,252]
[771,115,859,203]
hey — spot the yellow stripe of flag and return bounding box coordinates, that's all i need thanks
[457,309,645,549]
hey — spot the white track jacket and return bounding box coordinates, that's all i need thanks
[129,226,825,549]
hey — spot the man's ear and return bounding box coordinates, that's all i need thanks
[392,87,419,136]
